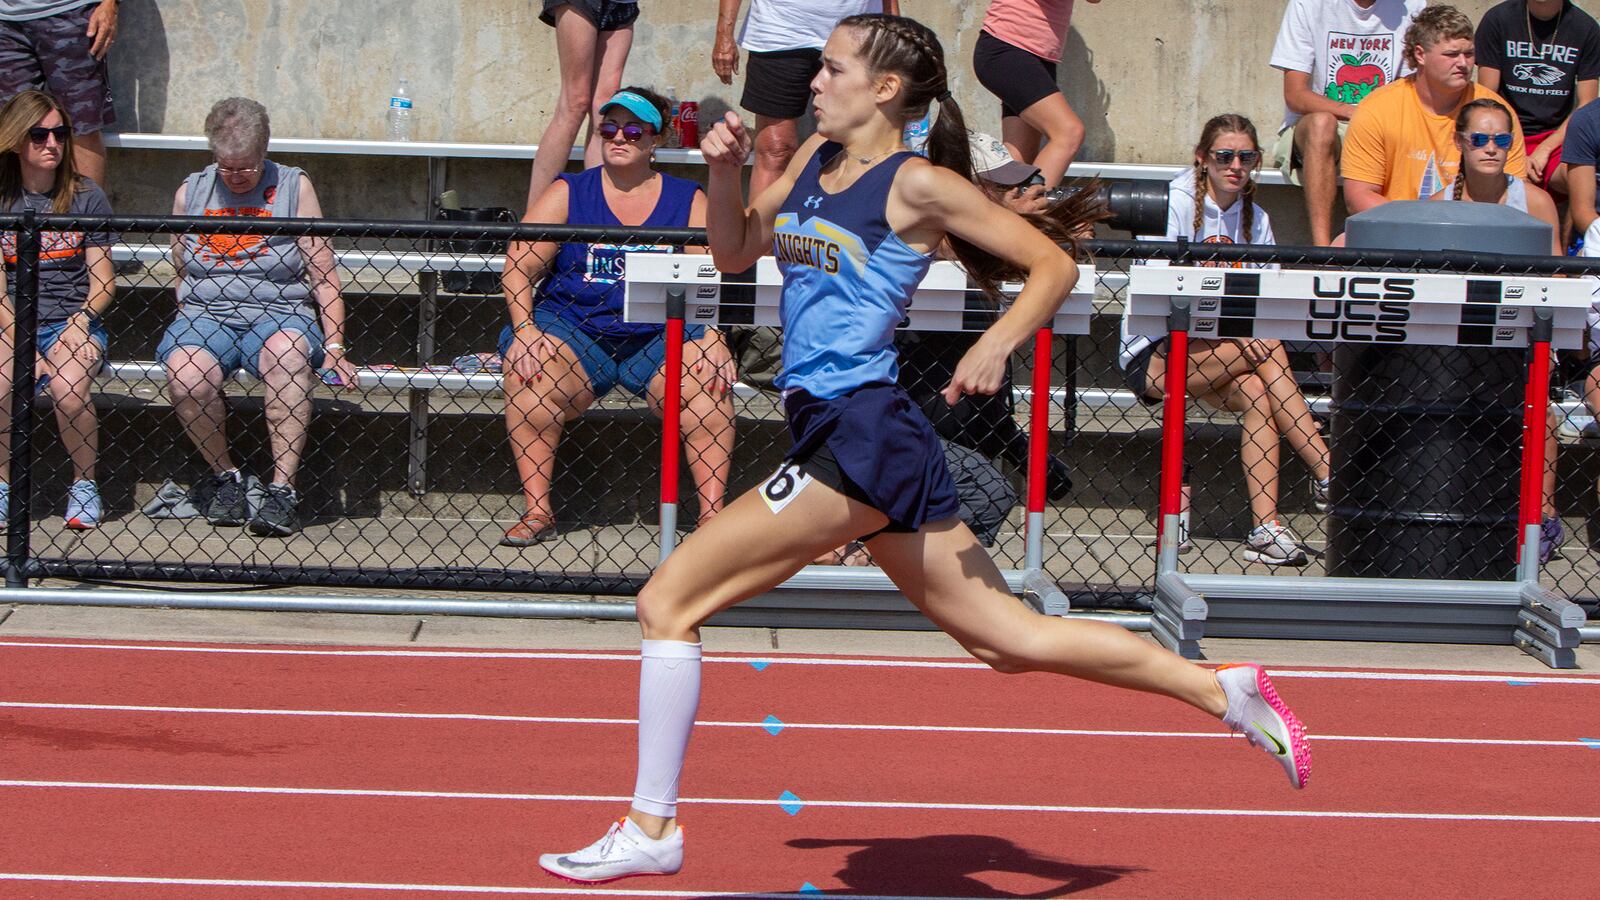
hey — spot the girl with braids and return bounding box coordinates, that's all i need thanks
[538,17,1311,884]
[1431,98,1564,564]
[1119,114,1332,567]
[1429,99,1561,249]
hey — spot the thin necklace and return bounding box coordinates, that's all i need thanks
[851,145,903,166]
[1528,1,1565,56]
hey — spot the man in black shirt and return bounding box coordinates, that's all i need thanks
[1476,0,1600,197]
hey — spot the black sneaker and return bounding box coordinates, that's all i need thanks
[249,483,300,537]
[203,472,247,527]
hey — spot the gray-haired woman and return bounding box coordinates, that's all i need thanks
[159,97,355,538]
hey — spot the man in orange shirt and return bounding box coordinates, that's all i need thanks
[1343,4,1526,210]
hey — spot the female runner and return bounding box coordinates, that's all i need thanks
[540,14,1312,884]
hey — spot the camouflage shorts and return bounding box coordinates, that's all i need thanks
[0,3,114,134]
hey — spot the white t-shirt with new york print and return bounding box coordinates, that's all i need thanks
[1271,0,1426,131]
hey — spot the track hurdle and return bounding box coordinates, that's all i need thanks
[625,252,1096,623]
[1127,264,1592,665]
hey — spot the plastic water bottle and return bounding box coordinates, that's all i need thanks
[387,77,413,142]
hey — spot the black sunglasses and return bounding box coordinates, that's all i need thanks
[598,121,654,143]
[27,125,70,146]
[1208,148,1260,166]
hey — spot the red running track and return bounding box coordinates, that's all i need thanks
[1,637,1598,898]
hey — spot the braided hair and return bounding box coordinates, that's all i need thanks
[1451,98,1513,201]
[837,13,1106,300]
[1191,114,1260,244]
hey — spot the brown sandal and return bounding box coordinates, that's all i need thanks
[501,512,558,547]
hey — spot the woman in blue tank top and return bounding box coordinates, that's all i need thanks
[542,17,1313,884]
[500,87,736,547]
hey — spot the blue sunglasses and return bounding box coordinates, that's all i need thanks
[1463,131,1513,150]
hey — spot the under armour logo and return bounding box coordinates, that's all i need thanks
[803,195,823,209]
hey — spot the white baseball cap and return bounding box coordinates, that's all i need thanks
[969,132,1040,186]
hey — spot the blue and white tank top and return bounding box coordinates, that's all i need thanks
[772,142,934,399]
[538,166,700,338]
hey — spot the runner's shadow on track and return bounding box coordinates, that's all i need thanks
[784,834,1140,897]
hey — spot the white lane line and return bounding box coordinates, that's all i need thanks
[3,780,1597,824]
[1,640,1597,685]
[0,873,949,898]
[0,701,1587,748]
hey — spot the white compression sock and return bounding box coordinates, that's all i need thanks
[631,639,703,818]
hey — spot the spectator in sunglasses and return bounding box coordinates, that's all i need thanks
[0,88,112,529]
[500,87,735,547]
[1121,113,1332,567]
[1344,5,1526,210]
[1431,99,1563,563]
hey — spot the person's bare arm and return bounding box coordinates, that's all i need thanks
[1283,69,1357,121]
[1572,163,1599,232]
[1342,179,1388,214]
[1478,66,1502,94]
[1524,182,1564,254]
[893,162,1078,403]
[882,0,900,14]
[502,181,567,385]
[293,175,356,389]
[702,111,822,272]
[713,0,742,85]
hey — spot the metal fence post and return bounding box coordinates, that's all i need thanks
[6,208,39,587]
[657,286,686,564]
[1517,307,1554,583]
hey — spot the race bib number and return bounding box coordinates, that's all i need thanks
[759,460,814,515]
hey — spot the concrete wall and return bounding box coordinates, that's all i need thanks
[103,0,1505,224]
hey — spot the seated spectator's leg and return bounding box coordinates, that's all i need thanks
[751,116,801,198]
[1014,92,1084,188]
[1252,341,1331,482]
[42,321,105,483]
[644,329,735,524]
[250,323,320,490]
[1147,340,1280,526]
[584,20,634,168]
[159,317,240,475]
[526,5,604,212]
[503,331,596,524]
[1292,112,1342,247]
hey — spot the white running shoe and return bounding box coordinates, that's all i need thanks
[1218,663,1311,789]
[1242,521,1308,566]
[539,816,683,884]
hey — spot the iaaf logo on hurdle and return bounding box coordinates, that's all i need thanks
[697,263,718,278]
[1197,297,1221,313]
[1201,276,1223,290]
[696,285,719,299]
[1495,326,1518,342]
[695,305,717,319]
[1304,275,1415,342]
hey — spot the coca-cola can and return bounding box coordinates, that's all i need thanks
[678,100,699,148]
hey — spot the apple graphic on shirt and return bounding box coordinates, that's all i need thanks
[1329,52,1386,104]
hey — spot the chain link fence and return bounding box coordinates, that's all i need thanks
[1,213,1597,618]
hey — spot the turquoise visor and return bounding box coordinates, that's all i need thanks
[598,91,663,132]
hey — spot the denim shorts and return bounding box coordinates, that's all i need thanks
[497,304,705,398]
[37,315,108,360]
[157,311,325,379]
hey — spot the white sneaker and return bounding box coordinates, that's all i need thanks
[65,479,102,530]
[1218,663,1311,789]
[1242,521,1308,566]
[539,816,683,884]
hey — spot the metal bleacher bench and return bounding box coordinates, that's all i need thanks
[90,134,1331,495]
